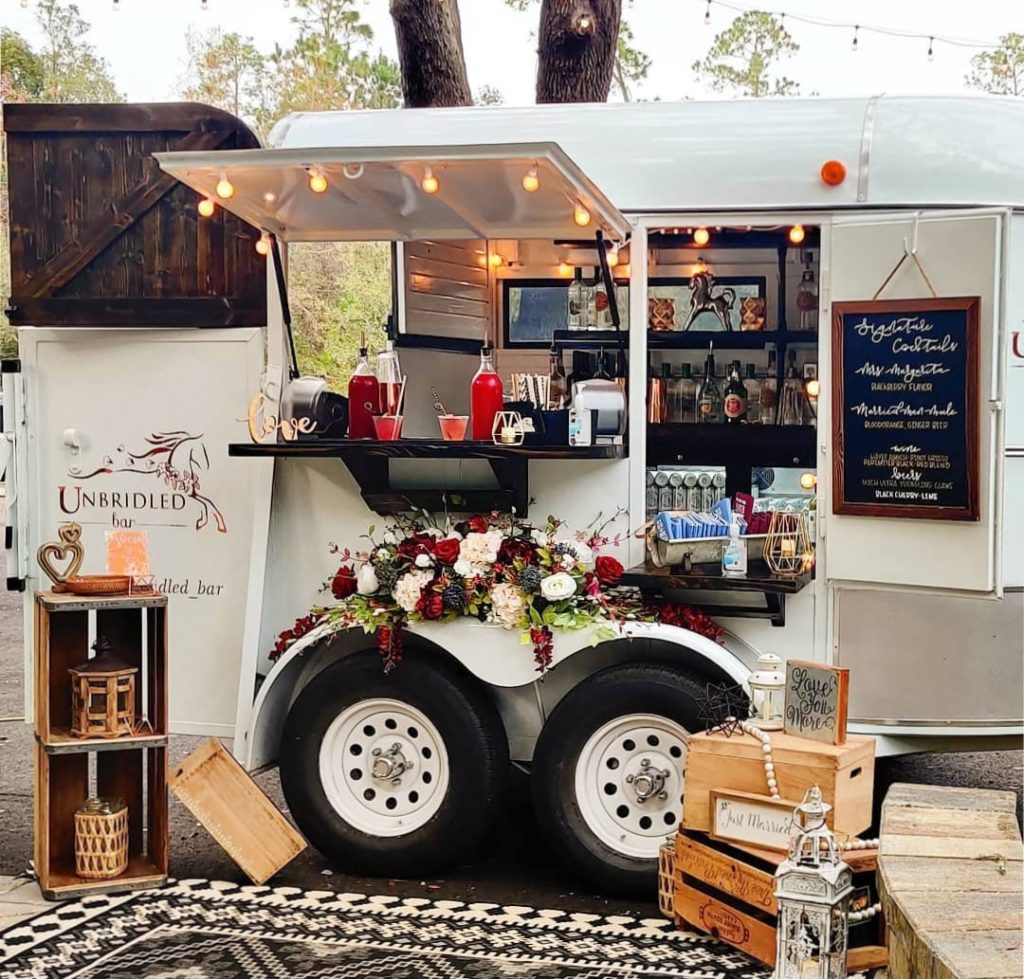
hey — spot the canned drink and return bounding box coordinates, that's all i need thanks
[653,470,670,487]
[659,486,674,511]
[668,471,684,487]
[647,485,659,513]
[673,485,688,509]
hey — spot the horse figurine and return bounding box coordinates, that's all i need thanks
[683,270,736,331]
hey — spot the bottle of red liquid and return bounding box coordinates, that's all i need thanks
[347,340,379,439]
[376,339,402,416]
[470,344,504,440]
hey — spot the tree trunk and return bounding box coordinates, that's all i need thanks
[536,0,622,104]
[389,0,473,108]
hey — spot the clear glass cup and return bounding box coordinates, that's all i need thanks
[437,414,469,440]
[372,415,404,440]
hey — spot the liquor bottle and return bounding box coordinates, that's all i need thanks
[547,342,567,409]
[471,344,504,440]
[797,254,819,332]
[724,361,748,423]
[696,342,724,424]
[759,348,778,425]
[781,351,805,426]
[568,268,586,330]
[595,346,613,380]
[669,363,696,423]
[347,336,380,439]
[376,339,402,416]
[647,364,669,424]
[743,363,761,421]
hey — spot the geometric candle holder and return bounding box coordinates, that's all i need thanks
[764,511,814,577]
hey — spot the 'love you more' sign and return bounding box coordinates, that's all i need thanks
[831,297,980,520]
[783,660,849,745]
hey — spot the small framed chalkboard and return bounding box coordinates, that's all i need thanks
[832,297,979,521]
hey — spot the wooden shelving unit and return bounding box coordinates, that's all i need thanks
[228,439,626,515]
[34,591,169,900]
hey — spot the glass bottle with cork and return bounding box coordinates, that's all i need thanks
[668,363,696,423]
[547,341,567,409]
[759,347,778,425]
[696,342,724,423]
[470,343,504,440]
[347,332,379,439]
[724,360,748,423]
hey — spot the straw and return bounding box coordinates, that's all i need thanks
[395,374,408,418]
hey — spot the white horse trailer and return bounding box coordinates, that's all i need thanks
[6,95,1022,893]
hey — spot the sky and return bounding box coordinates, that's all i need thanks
[1,0,1017,107]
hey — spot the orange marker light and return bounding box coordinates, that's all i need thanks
[820,160,847,186]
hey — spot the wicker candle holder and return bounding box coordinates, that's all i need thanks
[74,797,128,879]
[69,637,138,739]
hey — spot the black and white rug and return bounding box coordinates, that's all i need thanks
[0,878,770,978]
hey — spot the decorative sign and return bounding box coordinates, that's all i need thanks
[832,298,979,520]
[783,660,849,745]
[247,392,316,443]
[710,789,797,852]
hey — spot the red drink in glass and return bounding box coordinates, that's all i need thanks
[373,415,403,440]
[438,414,469,441]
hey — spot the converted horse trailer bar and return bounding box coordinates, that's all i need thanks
[4,96,1021,893]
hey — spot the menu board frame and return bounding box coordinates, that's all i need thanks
[832,297,980,521]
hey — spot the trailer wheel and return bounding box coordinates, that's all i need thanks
[531,663,709,894]
[279,651,507,877]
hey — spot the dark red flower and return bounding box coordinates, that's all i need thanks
[421,592,445,620]
[498,537,536,565]
[397,533,436,560]
[433,536,461,565]
[466,515,489,534]
[531,625,554,673]
[377,623,404,672]
[595,555,624,587]
[331,565,357,599]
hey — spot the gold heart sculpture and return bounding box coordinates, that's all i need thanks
[37,522,85,588]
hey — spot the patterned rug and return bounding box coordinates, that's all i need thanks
[0,878,771,978]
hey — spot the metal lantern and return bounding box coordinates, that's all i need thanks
[748,652,786,730]
[774,786,853,979]
[69,637,138,739]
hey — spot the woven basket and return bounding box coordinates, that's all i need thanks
[658,838,676,919]
[74,801,129,879]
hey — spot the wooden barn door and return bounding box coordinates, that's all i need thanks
[4,102,266,326]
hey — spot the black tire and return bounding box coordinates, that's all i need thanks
[531,662,709,895]
[279,650,508,877]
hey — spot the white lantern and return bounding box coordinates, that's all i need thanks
[774,786,853,979]
[748,652,785,730]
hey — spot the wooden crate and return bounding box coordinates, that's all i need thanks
[33,592,169,900]
[673,829,887,970]
[682,729,875,837]
[658,840,675,919]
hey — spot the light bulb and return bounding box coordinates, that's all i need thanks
[20,0,29,8]
[851,26,859,51]
[788,224,806,245]
[573,204,591,227]
[607,246,619,268]
[704,0,711,25]
[197,197,215,218]
[805,378,820,399]
[113,0,120,10]
[255,233,271,256]
[927,38,934,61]
[693,226,710,246]
[201,0,208,9]
[799,472,818,490]
[215,175,234,199]
[308,168,328,193]
[488,253,503,268]
[557,261,572,277]
[421,167,439,194]
[692,260,708,276]
[263,191,276,204]
[522,167,540,192]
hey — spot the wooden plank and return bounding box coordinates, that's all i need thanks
[674,880,777,967]
[148,746,169,875]
[44,609,89,741]
[37,590,167,611]
[21,128,234,299]
[883,804,1021,842]
[898,890,1024,933]
[846,946,889,972]
[882,834,1023,861]
[8,297,266,327]
[97,749,144,857]
[885,783,1018,814]
[42,752,89,895]
[2,101,258,137]
[676,833,777,914]
[881,855,1023,894]
[926,930,1024,979]
[169,738,306,885]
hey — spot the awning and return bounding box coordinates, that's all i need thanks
[154,141,630,243]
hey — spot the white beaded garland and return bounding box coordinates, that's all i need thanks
[737,719,781,800]
[848,901,881,923]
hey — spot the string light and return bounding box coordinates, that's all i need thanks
[421,167,439,194]
[488,252,503,268]
[851,25,858,51]
[805,379,820,399]
[255,233,271,256]
[693,226,710,246]
[573,203,591,227]
[704,0,711,25]
[557,261,573,277]
[215,174,234,199]
[927,36,935,61]
[263,191,277,204]
[112,0,119,10]
[522,167,540,193]
[201,0,208,9]
[20,0,28,8]
[607,245,619,268]
[308,167,328,193]
[788,224,805,245]
[197,197,215,218]
[283,0,289,6]
[799,471,818,490]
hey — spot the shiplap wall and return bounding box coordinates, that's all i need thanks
[403,240,489,341]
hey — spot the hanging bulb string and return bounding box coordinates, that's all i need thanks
[697,0,999,51]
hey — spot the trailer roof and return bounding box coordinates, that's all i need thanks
[268,95,1024,213]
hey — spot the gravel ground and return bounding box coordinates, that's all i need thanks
[0,509,1019,918]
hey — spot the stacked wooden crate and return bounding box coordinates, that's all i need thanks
[663,728,887,970]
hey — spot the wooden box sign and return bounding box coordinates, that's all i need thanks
[832,297,980,520]
[783,660,849,745]
[710,790,796,852]
[681,729,875,837]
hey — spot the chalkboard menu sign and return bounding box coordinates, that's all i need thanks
[832,297,979,521]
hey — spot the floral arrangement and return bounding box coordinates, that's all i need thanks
[271,511,724,672]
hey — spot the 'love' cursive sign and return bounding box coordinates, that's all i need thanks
[247,393,316,443]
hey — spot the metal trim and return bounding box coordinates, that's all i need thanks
[851,716,1023,727]
[856,96,880,204]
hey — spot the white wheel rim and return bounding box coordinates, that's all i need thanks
[318,697,450,838]
[575,713,688,859]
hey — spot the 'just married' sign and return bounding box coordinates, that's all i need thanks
[709,790,797,852]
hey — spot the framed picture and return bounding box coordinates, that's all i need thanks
[649,275,767,333]
[783,660,850,745]
[709,789,798,852]
[502,278,630,347]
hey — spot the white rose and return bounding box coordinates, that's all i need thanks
[531,528,551,546]
[541,572,577,601]
[414,552,433,569]
[453,558,476,578]
[356,563,379,595]
[568,540,594,568]
[383,531,398,545]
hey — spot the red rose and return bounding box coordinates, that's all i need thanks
[397,532,435,560]
[331,565,357,599]
[433,537,461,565]
[498,538,536,565]
[594,555,624,586]
[466,515,489,534]
[421,591,444,620]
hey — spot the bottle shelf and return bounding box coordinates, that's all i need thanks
[648,331,803,350]
[647,423,816,468]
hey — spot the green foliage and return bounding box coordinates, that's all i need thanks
[34,0,122,102]
[692,11,799,98]
[966,33,1024,96]
[181,29,268,124]
[1,30,45,100]
[612,21,652,102]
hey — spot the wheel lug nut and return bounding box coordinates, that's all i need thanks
[659,791,668,800]
[392,778,401,786]
[372,748,382,757]
[625,774,634,784]
[640,758,650,768]
[391,742,401,752]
